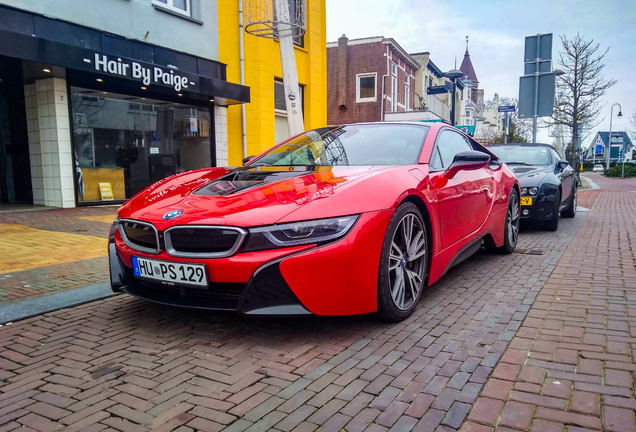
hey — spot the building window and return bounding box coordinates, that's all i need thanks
[288,0,305,47]
[356,73,377,102]
[390,63,398,112]
[405,74,410,110]
[152,0,190,17]
[275,79,286,111]
[272,0,305,47]
[274,79,304,142]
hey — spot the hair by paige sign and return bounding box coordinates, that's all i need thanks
[91,54,194,91]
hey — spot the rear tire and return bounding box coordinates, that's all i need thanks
[561,186,577,218]
[377,202,428,322]
[496,188,520,254]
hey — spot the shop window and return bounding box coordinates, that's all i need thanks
[152,0,191,17]
[71,87,211,203]
[128,102,158,113]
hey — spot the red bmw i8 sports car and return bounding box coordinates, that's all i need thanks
[109,122,520,321]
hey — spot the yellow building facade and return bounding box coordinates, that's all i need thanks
[218,1,327,166]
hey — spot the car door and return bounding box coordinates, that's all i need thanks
[552,148,573,207]
[428,129,495,248]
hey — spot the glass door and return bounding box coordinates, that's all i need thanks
[0,56,32,204]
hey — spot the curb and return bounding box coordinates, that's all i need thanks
[0,283,118,325]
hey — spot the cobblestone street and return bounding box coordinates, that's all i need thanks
[0,174,635,431]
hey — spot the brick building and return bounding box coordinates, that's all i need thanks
[327,35,419,125]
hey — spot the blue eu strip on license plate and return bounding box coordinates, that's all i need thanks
[132,256,207,288]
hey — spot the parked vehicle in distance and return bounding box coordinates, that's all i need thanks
[109,122,520,322]
[489,143,577,231]
[593,164,604,173]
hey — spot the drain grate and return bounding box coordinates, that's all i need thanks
[514,248,545,255]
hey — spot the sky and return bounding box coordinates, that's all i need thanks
[325,0,636,148]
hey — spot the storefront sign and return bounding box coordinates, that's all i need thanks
[91,54,195,92]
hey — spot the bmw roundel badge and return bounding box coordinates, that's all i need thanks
[163,210,183,220]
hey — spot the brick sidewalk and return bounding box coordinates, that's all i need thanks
[0,176,634,431]
[0,206,116,305]
[462,186,636,432]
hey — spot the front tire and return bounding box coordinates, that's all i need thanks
[377,202,428,322]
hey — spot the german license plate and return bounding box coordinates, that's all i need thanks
[520,197,533,206]
[132,256,207,288]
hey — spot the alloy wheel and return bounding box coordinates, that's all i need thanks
[507,191,520,248]
[388,213,427,310]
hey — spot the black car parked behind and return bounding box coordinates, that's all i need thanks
[489,143,577,231]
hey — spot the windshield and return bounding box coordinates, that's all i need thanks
[248,124,429,167]
[490,145,552,166]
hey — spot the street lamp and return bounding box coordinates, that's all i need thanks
[444,69,463,126]
[606,103,623,172]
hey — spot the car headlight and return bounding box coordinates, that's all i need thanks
[521,187,539,196]
[242,215,359,252]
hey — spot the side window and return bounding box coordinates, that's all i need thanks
[432,130,472,170]
[429,146,442,170]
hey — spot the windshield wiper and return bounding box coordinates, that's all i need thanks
[505,162,532,166]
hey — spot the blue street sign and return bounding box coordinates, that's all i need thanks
[595,144,603,155]
[498,105,516,113]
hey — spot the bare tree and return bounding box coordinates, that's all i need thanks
[551,33,616,169]
[630,110,636,140]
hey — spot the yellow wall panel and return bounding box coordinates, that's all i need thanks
[218,1,327,165]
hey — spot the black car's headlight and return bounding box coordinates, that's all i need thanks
[242,215,359,252]
[521,187,539,196]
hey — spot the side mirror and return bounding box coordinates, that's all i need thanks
[556,160,569,171]
[445,150,491,179]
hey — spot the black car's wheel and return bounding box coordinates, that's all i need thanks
[561,186,577,218]
[495,188,520,254]
[377,202,428,322]
[545,189,561,231]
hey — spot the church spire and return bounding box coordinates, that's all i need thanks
[459,36,478,84]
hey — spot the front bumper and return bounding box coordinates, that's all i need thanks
[109,210,392,316]
[519,186,559,223]
[110,242,311,315]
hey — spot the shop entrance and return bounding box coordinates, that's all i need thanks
[71,87,213,204]
[0,57,32,204]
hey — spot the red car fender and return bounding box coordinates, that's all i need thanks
[278,209,393,316]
